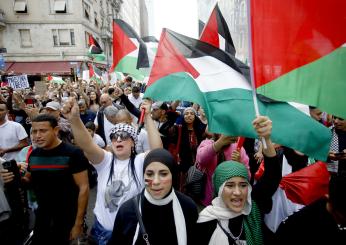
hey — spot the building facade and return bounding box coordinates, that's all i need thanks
[0,0,141,77]
[198,0,248,63]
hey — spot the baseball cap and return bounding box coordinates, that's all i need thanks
[152,101,168,111]
[45,101,61,111]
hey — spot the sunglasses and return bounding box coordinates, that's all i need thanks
[110,131,132,141]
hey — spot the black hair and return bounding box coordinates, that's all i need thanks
[107,149,141,189]
[32,114,58,128]
[108,88,115,95]
[85,121,96,131]
[125,76,133,82]
[309,106,317,110]
[131,86,140,93]
[329,173,346,214]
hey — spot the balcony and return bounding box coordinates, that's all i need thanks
[0,10,5,29]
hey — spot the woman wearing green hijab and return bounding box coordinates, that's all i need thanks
[196,116,280,245]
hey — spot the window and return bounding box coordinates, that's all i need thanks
[54,1,66,13]
[14,0,27,13]
[19,29,31,47]
[83,1,90,20]
[52,29,75,46]
[94,11,99,27]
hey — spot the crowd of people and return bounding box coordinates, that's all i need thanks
[0,75,345,245]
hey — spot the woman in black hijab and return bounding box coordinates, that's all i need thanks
[108,148,198,245]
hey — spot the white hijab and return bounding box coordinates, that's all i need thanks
[132,189,187,245]
[197,182,252,245]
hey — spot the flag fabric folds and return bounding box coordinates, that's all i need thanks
[200,3,236,56]
[144,28,331,160]
[264,162,330,232]
[87,35,105,62]
[89,63,102,84]
[250,0,346,119]
[110,19,148,80]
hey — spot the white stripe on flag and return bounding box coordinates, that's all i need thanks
[264,188,304,233]
[187,56,251,92]
[218,34,226,51]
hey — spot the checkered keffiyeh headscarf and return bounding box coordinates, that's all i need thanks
[109,123,138,146]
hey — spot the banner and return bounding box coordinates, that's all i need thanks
[7,75,29,90]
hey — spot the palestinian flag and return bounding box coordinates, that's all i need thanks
[137,36,159,74]
[200,3,236,56]
[48,75,65,84]
[87,35,105,61]
[89,63,102,84]
[251,0,346,119]
[264,162,330,232]
[199,2,250,83]
[110,19,147,80]
[145,29,331,160]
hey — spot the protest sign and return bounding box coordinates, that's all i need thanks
[7,75,29,90]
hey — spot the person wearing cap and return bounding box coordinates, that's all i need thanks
[196,116,280,245]
[42,101,73,144]
[62,97,162,245]
[151,101,179,149]
[108,148,198,245]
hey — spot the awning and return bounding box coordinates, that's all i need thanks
[4,61,81,75]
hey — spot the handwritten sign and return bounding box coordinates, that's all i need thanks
[7,75,29,90]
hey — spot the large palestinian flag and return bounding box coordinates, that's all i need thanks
[87,35,105,61]
[250,0,346,119]
[200,3,236,56]
[144,29,331,160]
[110,19,148,80]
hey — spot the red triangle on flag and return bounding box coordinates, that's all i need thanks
[89,64,94,78]
[147,29,200,87]
[200,6,219,49]
[88,35,95,46]
[110,20,137,71]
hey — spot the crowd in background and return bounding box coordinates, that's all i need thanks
[0,74,345,245]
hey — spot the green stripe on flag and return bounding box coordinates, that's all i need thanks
[145,72,331,160]
[115,56,147,80]
[257,45,346,119]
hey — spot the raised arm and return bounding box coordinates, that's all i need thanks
[61,98,104,164]
[251,116,281,213]
[141,99,163,151]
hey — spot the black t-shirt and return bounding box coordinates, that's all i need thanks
[28,142,88,220]
[276,198,346,245]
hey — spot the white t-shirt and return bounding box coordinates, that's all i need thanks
[93,150,145,230]
[93,133,106,148]
[94,113,115,146]
[136,129,150,154]
[128,93,143,109]
[0,120,28,160]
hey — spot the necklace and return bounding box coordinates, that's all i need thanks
[217,219,244,242]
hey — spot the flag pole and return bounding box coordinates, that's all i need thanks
[246,0,267,149]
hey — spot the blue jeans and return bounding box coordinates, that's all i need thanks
[89,218,113,245]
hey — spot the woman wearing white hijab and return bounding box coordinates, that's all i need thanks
[196,116,280,245]
[108,148,198,245]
